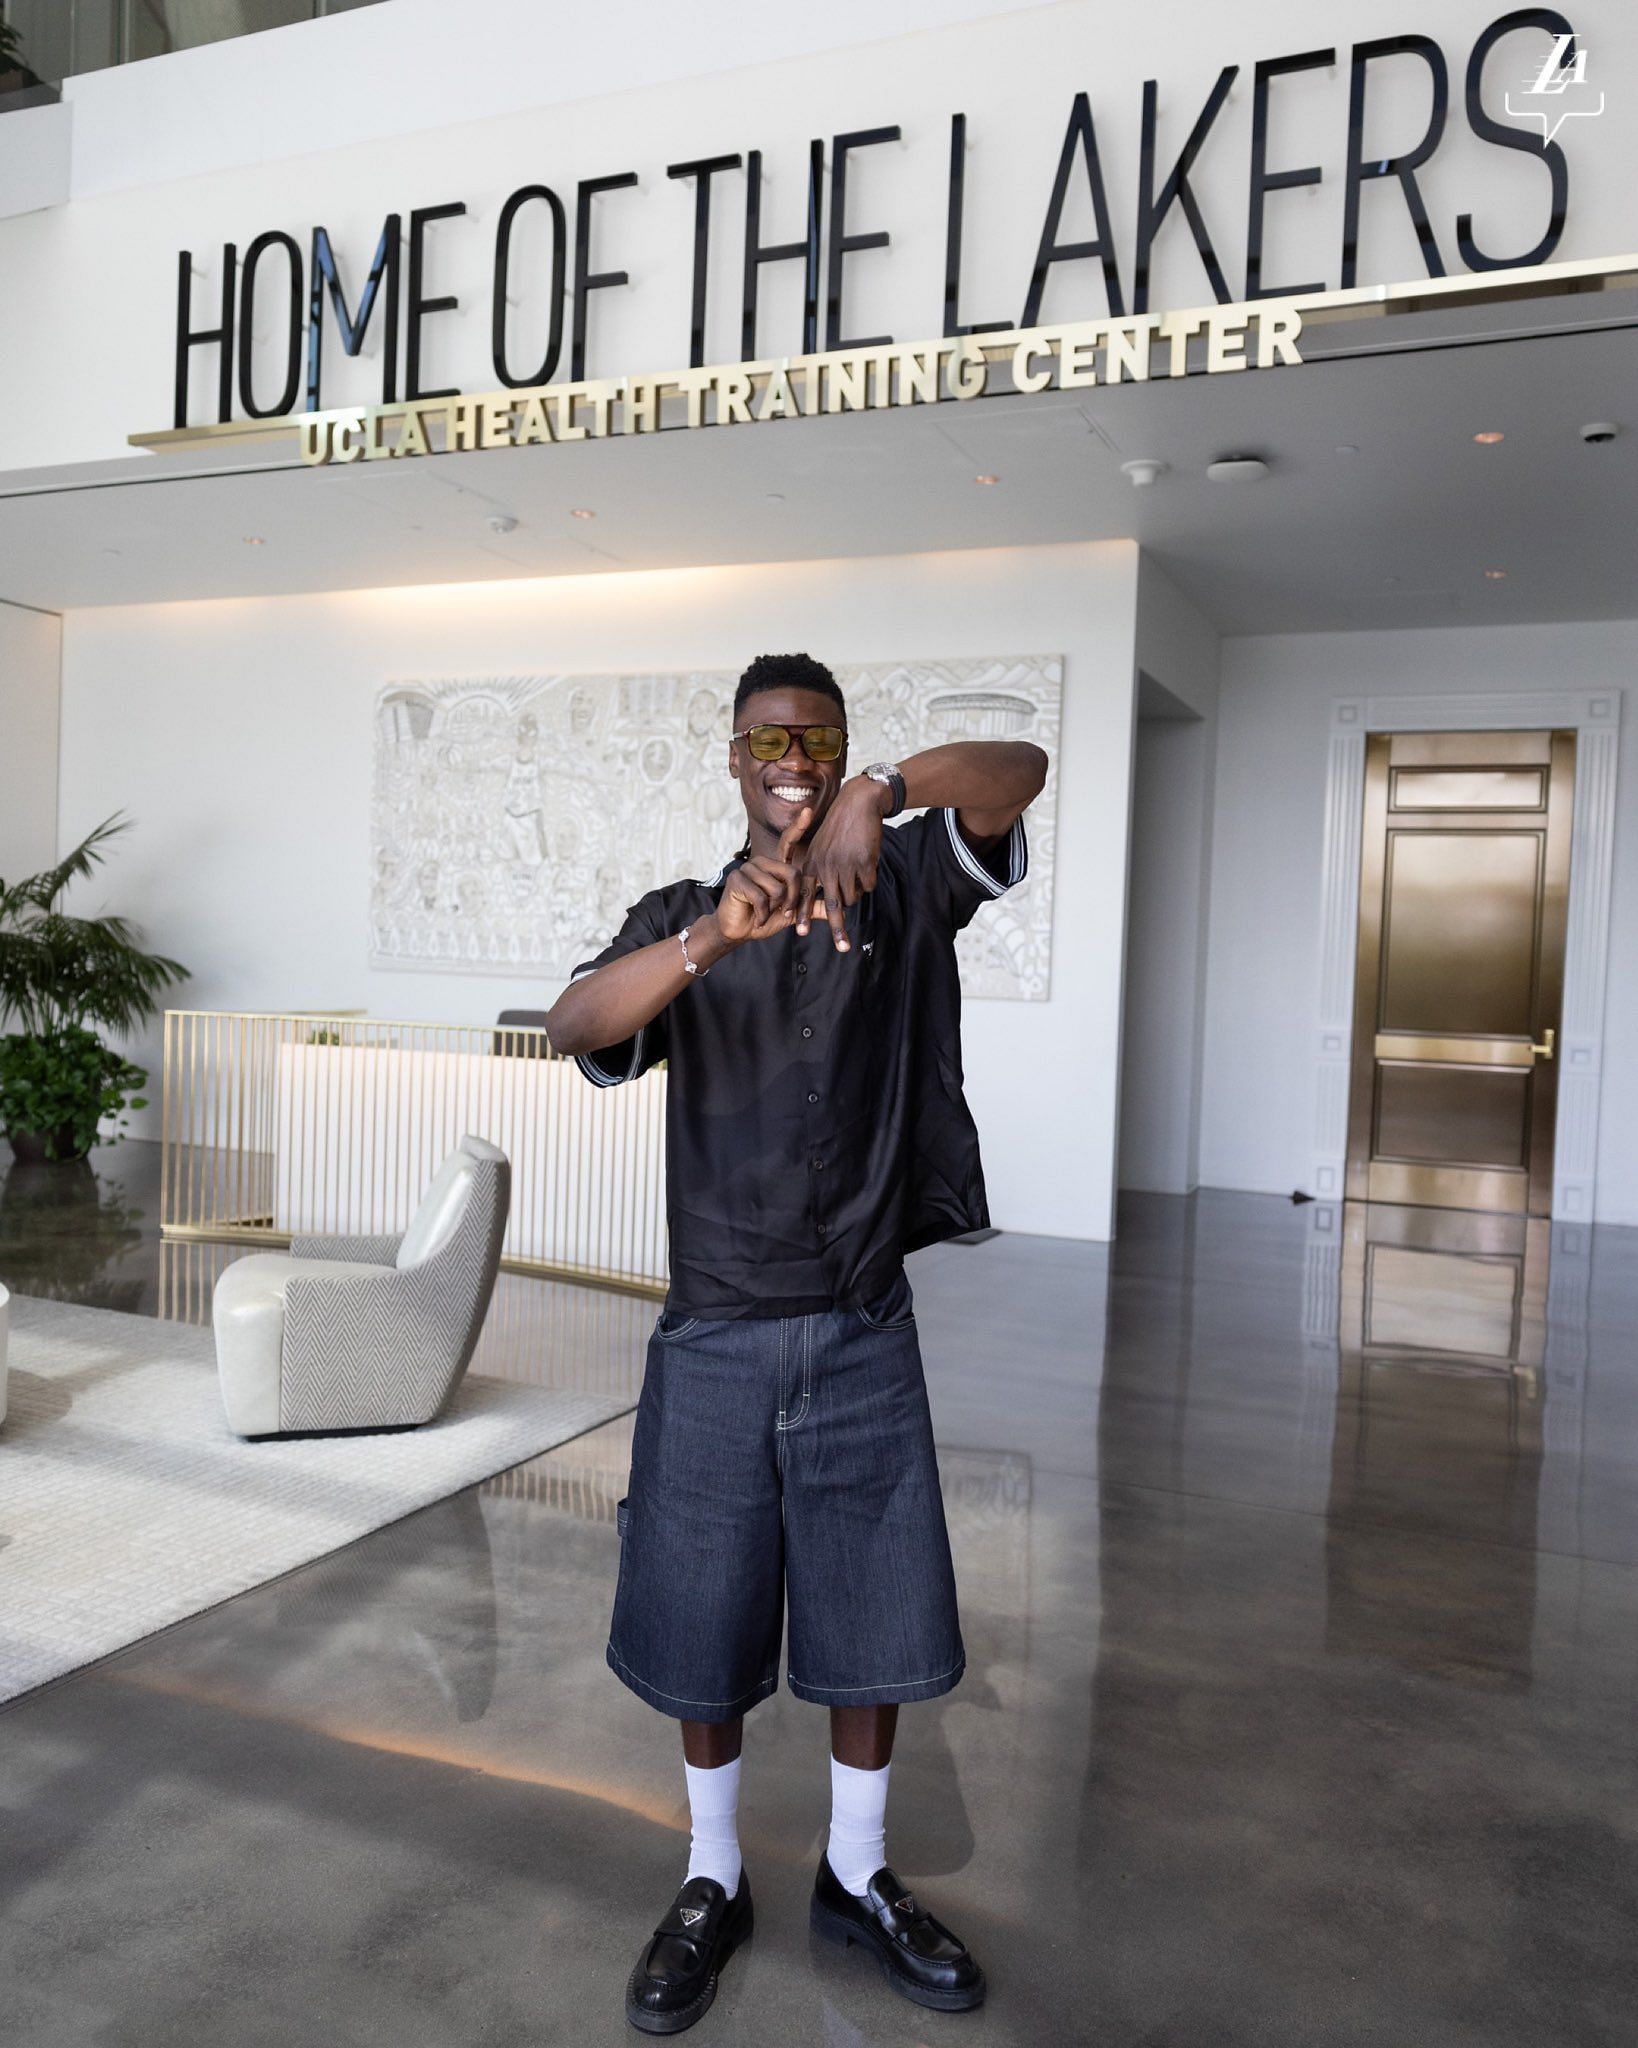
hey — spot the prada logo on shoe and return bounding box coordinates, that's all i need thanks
[679,1906,707,1927]
[895,1895,917,1914]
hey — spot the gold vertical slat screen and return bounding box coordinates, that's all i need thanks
[158,1010,668,1295]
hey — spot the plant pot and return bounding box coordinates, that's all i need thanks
[6,1126,91,1166]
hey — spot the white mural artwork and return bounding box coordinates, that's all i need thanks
[370,655,1061,1000]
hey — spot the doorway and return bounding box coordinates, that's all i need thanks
[1344,730,1574,1218]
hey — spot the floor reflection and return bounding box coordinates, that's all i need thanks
[1338,1202,1549,1373]
[5,1167,1638,2043]
[0,1153,154,1314]
[1327,1203,1548,1689]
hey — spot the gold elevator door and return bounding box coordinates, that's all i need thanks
[1345,731,1575,1218]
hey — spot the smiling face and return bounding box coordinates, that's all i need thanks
[730,686,849,855]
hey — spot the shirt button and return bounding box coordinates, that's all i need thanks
[812,1157,825,1171]
[801,1026,813,1039]
[796,962,808,975]
[816,1221,828,1236]
[807,1091,819,1105]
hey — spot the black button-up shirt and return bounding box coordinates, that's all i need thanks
[570,806,1028,1319]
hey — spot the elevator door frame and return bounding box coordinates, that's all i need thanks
[1312,691,1622,1225]
[1345,729,1574,1219]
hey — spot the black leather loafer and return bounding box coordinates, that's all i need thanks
[811,1855,985,2012]
[625,1871,753,2035]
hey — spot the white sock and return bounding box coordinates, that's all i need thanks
[827,1755,890,1898]
[683,1757,743,1898]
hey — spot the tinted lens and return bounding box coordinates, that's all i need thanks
[802,726,845,761]
[745,724,790,760]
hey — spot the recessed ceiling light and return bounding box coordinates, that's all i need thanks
[765,491,785,504]
[242,535,266,545]
[1206,456,1269,483]
[1483,568,1509,580]
[1473,431,1505,445]
[974,474,1000,486]
[1335,444,1359,457]
[569,507,596,520]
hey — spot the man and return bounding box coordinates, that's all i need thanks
[547,651,1046,2034]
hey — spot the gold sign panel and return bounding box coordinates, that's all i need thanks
[134,304,1298,468]
[130,252,1638,468]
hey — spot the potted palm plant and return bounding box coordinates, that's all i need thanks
[0,816,190,1164]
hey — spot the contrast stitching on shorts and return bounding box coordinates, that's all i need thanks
[777,1313,812,1432]
[606,1643,777,1713]
[785,1656,966,1694]
[855,1302,916,1333]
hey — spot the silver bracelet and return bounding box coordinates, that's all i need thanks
[677,924,710,977]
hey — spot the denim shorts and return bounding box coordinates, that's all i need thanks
[609,1265,965,1723]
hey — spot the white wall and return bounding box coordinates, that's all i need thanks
[1200,623,1637,1225]
[7,0,1637,476]
[0,599,61,883]
[57,540,1140,1239]
[0,100,71,219]
[55,0,1051,199]
[1119,558,1219,1194]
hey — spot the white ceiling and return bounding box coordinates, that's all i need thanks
[2,299,1634,635]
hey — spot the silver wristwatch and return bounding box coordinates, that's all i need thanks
[863,761,907,818]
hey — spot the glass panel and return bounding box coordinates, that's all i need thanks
[1381,832,1539,1036]
[3,1,74,84]
[4,0,388,84]
[129,2,313,63]
[1375,1064,1529,1168]
[1391,769,1544,811]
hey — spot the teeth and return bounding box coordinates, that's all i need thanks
[771,786,814,802]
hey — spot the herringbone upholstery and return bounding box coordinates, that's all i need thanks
[291,1231,404,1265]
[212,1137,510,1436]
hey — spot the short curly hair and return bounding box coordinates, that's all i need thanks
[733,652,847,725]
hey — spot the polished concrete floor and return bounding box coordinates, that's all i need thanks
[3,1141,1637,2045]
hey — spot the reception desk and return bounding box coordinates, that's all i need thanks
[161,1011,668,1293]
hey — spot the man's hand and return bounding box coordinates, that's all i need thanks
[714,808,814,947]
[795,778,890,950]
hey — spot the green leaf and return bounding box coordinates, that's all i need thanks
[0,818,190,1041]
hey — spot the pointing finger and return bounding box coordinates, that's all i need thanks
[777,806,813,866]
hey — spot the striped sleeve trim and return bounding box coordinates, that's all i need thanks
[568,961,647,1087]
[940,806,1029,897]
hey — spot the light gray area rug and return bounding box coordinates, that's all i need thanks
[0,1295,631,1705]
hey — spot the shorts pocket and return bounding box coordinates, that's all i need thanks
[654,1307,699,1342]
[855,1268,916,1332]
[616,1495,630,1538]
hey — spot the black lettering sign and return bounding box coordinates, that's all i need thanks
[1459,8,1572,269]
[667,153,743,368]
[492,185,567,387]
[1342,35,1449,288]
[572,173,638,382]
[308,217,400,412]
[406,202,466,401]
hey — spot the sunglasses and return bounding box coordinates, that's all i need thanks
[731,723,847,763]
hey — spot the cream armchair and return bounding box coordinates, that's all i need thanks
[213,1135,510,1437]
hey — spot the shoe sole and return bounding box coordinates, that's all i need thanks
[809,1896,986,2012]
[625,1910,752,2035]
